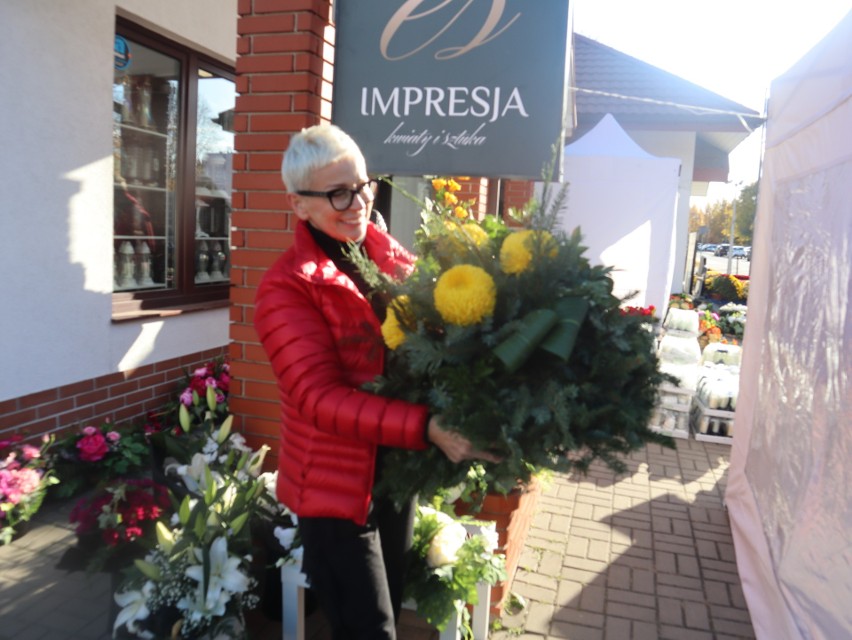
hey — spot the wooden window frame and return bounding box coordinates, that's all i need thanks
[112,18,234,321]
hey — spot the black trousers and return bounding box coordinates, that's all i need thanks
[298,496,416,640]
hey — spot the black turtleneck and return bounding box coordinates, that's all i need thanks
[307,223,433,457]
[306,223,388,322]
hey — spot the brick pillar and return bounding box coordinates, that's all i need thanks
[455,177,490,219]
[229,0,334,465]
[502,179,535,213]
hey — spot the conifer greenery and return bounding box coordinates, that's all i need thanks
[352,167,673,508]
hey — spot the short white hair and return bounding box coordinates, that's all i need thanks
[281,123,367,192]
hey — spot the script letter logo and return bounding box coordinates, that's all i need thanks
[380,0,521,61]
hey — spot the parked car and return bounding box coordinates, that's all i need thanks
[703,244,717,253]
[731,246,747,259]
[744,246,752,259]
[714,244,730,256]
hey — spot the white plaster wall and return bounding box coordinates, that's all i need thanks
[628,131,697,294]
[0,1,237,402]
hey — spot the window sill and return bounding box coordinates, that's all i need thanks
[111,297,229,323]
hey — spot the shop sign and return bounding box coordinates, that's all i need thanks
[333,0,571,179]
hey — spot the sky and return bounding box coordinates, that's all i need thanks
[570,0,852,202]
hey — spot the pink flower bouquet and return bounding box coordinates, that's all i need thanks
[50,421,150,498]
[0,434,57,544]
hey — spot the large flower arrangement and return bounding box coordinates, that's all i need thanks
[353,173,672,506]
[0,434,57,544]
[113,446,269,639]
[405,505,504,637]
[50,421,150,498]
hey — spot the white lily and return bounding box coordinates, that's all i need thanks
[246,444,270,477]
[202,436,220,461]
[113,581,155,637]
[177,579,229,620]
[273,526,297,550]
[185,537,250,612]
[177,453,222,493]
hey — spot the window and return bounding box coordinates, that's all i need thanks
[112,19,235,318]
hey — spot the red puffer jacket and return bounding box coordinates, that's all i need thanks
[254,220,429,525]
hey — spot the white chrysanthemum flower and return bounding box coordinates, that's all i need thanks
[421,508,468,568]
[482,527,499,552]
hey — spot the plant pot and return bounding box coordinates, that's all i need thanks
[453,478,541,614]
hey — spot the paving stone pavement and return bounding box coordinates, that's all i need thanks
[491,439,755,639]
[1,438,753,639]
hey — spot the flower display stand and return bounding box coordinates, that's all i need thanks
[280,558,491,640]
[690,397,735,445]
[453,478,542,615]
[648,383,693,440]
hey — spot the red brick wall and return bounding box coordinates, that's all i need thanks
[503,179,535,213]
[0,347,226,444]
[229,0,334,464]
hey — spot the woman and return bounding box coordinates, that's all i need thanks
[254,123,498,639]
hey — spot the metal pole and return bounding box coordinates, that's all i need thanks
[727,197,737,275]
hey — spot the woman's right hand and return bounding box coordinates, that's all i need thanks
[427,416,503,464]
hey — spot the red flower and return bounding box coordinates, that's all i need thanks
[123,526,144,541]
[217,372,231,393]
[76,432,109,462]
[102,529,121,546]
[71,478,169,549]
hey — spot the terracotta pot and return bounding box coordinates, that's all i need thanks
[453,479,541,614]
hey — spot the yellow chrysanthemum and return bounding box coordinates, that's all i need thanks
[381,296,410,350]
[433,265,496,326]
[446,179,462,192]
[431,178,447,192]
[453,205,468,219]
[500,230,558,274]
[443,192,458,206]
[461,223,490,247]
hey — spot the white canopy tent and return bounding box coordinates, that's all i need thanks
[542,114,681,314]
[725,10,852,639]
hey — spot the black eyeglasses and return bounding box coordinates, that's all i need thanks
[296,179,378,211]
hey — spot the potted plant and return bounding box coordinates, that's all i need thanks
[112,445,269,639]
[405,504,505,637]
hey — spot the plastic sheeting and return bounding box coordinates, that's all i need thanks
[725,10,852,639]
[541,114,681,314]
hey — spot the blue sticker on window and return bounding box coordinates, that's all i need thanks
[115,35,132,70]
